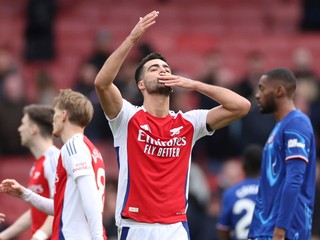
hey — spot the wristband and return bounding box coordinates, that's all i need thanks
[32,230,49,240]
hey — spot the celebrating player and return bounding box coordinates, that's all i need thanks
[94,10,251,240]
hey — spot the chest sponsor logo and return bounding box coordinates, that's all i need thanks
[137,129,187,158]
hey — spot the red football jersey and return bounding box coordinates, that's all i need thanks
[108,100,213,226]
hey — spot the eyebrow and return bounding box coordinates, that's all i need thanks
[147,63,171,71]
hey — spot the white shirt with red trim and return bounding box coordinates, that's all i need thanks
[53,134,107,240]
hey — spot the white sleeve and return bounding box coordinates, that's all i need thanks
[63,138,93,180]
[22,189,54,215]
[76,175,105,240]
[107,99,137,141]
[184,109,214,140]
[43,147,59,198]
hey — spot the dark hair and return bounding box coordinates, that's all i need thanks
[134,52,168,83]
[242,144,262,177]
[23,104,54,137]
[265,68,297,97]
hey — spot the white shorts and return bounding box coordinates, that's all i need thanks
[118,221,190,240]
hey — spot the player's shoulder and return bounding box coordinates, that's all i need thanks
[45,145,60,162]
[224,179,259,197]
[286,110,311,123]
[283,110,313,130]
[62,134,88,156]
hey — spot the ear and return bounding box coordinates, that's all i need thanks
[275,84,286,98]
[137,80,145,91]
[62,110,68,122]
[30,123,38,135]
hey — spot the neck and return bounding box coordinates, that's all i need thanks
[143,95,170,117]
[29,137,53,159]
[60,123,85,144]
[273,100,296,121]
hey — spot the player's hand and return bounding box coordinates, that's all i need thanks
[158,73,196,90]
[0,179,25,198]
[128,10,159,43]
[272,227,286,240]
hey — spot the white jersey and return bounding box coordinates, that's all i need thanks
[107,99,213,226]
[53,134,106,240]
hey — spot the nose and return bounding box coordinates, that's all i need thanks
[255,91,260,99]
[159,65,168,73]
[159,69,166,75]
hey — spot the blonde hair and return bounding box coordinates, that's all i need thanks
[53,89,94,128]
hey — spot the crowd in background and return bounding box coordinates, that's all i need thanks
[1,0,320,239]
[1,36,320,239]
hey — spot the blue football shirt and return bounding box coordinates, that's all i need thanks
[249,110,316,240]
[217,178,259,240]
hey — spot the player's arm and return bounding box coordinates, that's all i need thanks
[0,179,54,216]
[216,191,232,240]
[275,119,313,239]
[94,10,159,119]
[31,216,53,240]
[77,175,105,240]
[0,209,32,240]
[157,75,251,130]
[274,159,306,239]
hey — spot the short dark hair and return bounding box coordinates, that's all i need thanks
[242,144,262,177]
[265,68,297,96]
[134,52,168,83]
[23,104,54,137]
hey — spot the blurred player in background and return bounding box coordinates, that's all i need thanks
[94,10,251,240]
[0,104,59,240]
[217,144,262,240]
[248,68,316,240]
[0,89,107,240]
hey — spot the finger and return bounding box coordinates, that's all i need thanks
[140,11,159,23]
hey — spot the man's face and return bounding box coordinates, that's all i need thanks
[18,114,34,147]
[52,107,64,137]
[255,75,278,114]
[140,59,172,95]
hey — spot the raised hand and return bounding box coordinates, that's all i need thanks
[128,10,159,43]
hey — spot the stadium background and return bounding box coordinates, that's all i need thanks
[0,0,320,239]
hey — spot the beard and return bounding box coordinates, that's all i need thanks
[259,97,277,114]
[145,81,172,96]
